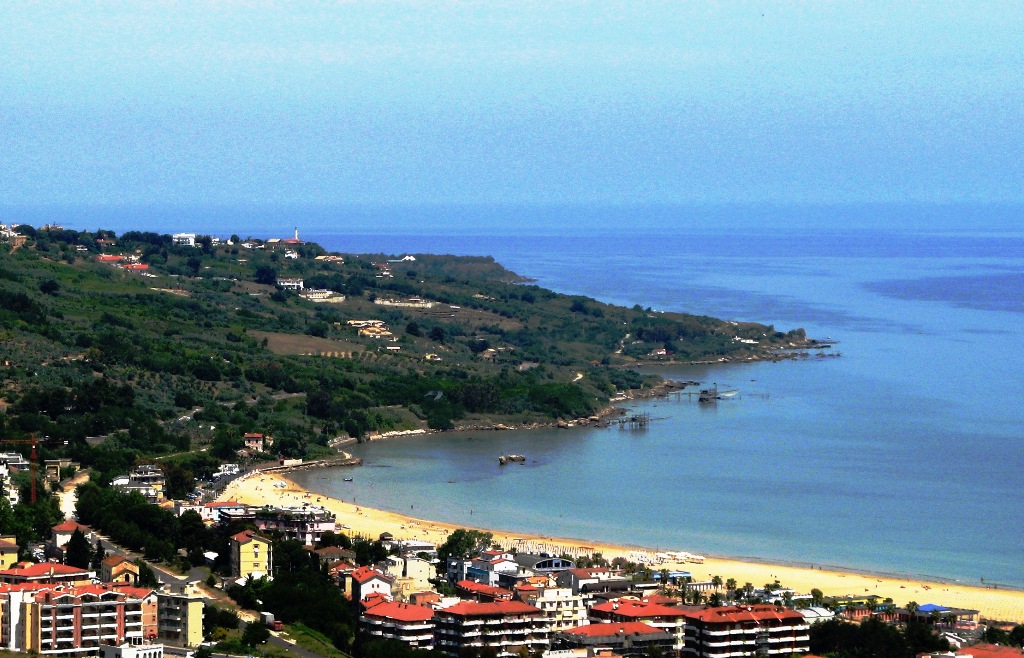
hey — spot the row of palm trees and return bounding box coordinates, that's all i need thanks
[661,571,835,610]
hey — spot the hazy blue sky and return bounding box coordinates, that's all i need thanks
[2,2,1023,207]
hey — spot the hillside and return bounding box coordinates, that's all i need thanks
[0,226,814,484]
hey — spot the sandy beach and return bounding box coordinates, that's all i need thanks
[220,470,1024,623]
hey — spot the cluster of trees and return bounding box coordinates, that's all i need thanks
[810,617,951,658]
[0,495,64,551]
[75,483,219,564]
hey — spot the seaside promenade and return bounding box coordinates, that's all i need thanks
[220,470,1024,624]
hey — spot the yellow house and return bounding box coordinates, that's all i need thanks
[0,536,19,569]
[229,530,273,580]
[157,581,206,647]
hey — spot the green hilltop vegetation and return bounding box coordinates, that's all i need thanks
[0,225,811,487]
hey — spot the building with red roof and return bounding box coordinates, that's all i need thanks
[590,599,691,651]
[456,579,513,602]
[346,566,394,603]
[360,601,436,651]
[434,600,548,657]
[954,644,1024,658]
[0,562,93,586]
[0,582,157,654]
[556,621,675,657]
[680,605,811,657]
[228,530,272,580]
[242,433,270,453]
[50,520,91,549]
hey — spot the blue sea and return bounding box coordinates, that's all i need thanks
[34,203,1024,588]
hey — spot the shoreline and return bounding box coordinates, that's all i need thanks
[220,470,1024,624]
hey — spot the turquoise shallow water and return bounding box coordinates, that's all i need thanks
[290,217,1024,589]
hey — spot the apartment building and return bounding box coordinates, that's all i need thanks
[360,601,435,651]
[155,582,204,647]
[680,605,811,658]
[434,600,549,658]
[0,583,157,655]
[228,531,272,580]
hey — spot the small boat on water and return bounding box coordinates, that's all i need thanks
[343,477,353,482]
[498,454,526,465]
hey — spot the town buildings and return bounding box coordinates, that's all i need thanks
[111,466,166,504]
[220,505,336,546]
[590,599,690,652]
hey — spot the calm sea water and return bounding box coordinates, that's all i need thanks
[37,203,1024,587]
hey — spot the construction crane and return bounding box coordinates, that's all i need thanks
[0,434,40,504]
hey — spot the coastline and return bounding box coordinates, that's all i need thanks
[220,470,1024,624]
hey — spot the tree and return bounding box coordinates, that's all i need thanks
[242,621,270,647]
[906,601,920,622]
[254,265,278,285]
[39,279,60,296]
[437,529,493,565]
[136,559,159,587]
[711,574,723,590]
[810,588,824,607]
[65,528,92,568]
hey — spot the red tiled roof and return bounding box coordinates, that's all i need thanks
[205,501,243,508]
[0,563,91,579]
[591,599,689,619]
[564,621,669,638]
[363,601,436,623]
[352,566,392,584]
[230,530,268,544]
[566,567,609,578]
[683,605,806,624]
[360,592,389,609]
[437,601,541,618]
[101,555,129,567]
[456,580,512,597]
[243,433,264,438]
[52,520,89,533]
[958,644,1024,658]
[109,584,156,598]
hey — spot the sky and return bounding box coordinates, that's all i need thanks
[2,1,1023,209]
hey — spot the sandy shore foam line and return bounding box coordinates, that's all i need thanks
[220,471,1024,623]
